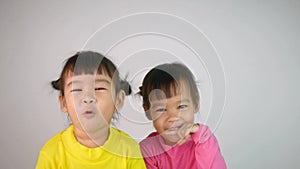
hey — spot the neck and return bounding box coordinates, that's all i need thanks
[73,125,110,148]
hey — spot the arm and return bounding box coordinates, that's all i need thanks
[139,135,160,169]
[35,151,53,169]
[192,125,227,169]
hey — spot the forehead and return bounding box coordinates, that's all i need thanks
[64,73,112,86]
[149,80,192,101]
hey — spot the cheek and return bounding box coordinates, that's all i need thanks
[179,110,195,121]
[67,93,81,103]
[153,119,165,133]
[97,96,115,109]
[97,99,115,117]
[96,92,115,104]
[64,95,75,108]
[184,114,195,123]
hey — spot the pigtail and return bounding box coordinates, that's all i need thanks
[137,86,143,96]
[51,78,61,90]
[120,80,132,96]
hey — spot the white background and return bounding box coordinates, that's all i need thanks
[0,0,299,168]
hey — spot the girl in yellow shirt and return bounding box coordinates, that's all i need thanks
[36,51,146,169]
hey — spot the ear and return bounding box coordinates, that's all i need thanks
[143,105,152,120]
[115,90,125,111]
[59,94,68,113]
[194,96,200,114]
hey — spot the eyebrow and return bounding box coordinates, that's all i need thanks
[66,80,82,88]
[150,103,166,110]
[95,79,111,85]
[66,79,111,88]
[178,99,191,104]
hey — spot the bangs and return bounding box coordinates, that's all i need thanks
[70,53,115,77]
[146,80,181,100]
[58,51,119,93]
[63,60,115,77]
[143,68,183,101]
[141,63,199,110]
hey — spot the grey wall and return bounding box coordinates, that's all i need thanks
[0,0,299,169]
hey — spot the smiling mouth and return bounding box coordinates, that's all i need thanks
[166,123,184,132]
[168,127,181,131]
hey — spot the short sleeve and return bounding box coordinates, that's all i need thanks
[192,125,227,169]
[35,151,53,169]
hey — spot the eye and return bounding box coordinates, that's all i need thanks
[71,89,82,92]
[155,108,166,112]
[95,87,107,91]
[178,105,188,109]
[150,108,166,120]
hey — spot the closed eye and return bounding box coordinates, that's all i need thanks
[95,87,107,91]
[71,89,82,92]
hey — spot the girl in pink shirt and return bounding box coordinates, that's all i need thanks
[139,63,227,169]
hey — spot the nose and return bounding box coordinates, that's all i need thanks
[82,96,96,104]
[166,109,180,122]
[167,116,180,122]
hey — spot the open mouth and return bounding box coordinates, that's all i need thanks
[85,111,93,114]
[82,110,96,118]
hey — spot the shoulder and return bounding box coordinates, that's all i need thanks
[40,131,64,154]
[139,132,165,158]
[192,124,223,153]
[192,125,227,168]
[111,127,132,137]
[192,124,215,143]
[39,126,72,156]
[104,127,143,158]
[110,127,139,145]
[139,132,159,149]
[37,128,70,167]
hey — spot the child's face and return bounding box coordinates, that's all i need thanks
[59,73,122,132]
[148,81,199,145]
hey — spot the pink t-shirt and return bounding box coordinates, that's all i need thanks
[139,124,227,169]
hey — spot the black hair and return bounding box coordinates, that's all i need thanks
[51,51,131,96]
[51,51,131,122]
[139,63,199,112]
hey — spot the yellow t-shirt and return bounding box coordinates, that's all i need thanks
[36,125,146,169]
